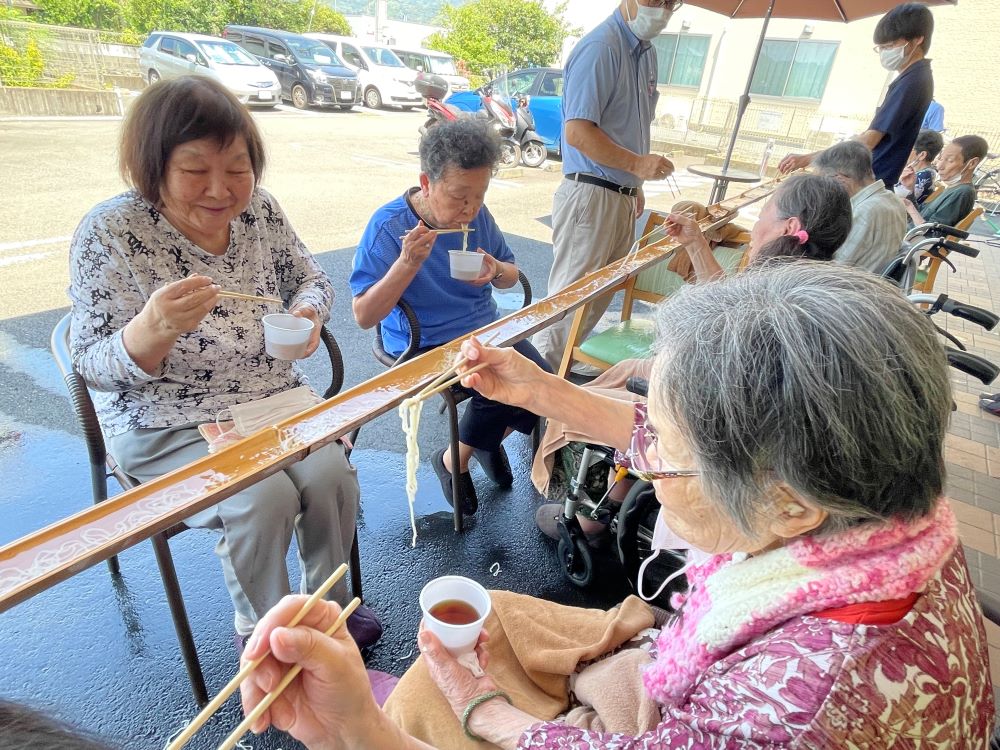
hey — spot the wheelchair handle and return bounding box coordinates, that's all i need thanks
[626,376,649,397]
[903,222,970,242]
[941,239,979,258]
[945,347,1000,385]
[940,299,999,330]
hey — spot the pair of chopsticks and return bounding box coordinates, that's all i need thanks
[398,227,476,241]
[408,330,502,403]
[166,563,357,750]
[217,290,283,305]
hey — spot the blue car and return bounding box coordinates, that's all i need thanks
[445,67,563,156]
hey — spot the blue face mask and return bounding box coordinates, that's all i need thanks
[628,4,670,41]
[636,509,714,601]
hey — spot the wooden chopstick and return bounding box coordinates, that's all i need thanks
[217,290,283,305]
[165,563,349,750]
[398,227,476,241]
[417,362,490,401]
[217,597,362,750]
[415,330,502,400]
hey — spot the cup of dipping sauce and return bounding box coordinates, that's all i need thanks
[419,575,491,656]
[449,250,484,281]
[262,313,314,360]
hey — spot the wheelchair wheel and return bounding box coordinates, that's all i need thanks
[558,535,594,587]
[616,479,686,607]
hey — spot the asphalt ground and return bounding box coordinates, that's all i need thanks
[0,104,720,749]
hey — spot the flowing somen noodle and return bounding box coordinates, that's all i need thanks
[398,395,423,547]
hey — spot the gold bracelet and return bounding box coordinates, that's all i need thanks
[461,689,512,741]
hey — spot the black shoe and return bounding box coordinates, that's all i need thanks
[980,395,1000,417]
[534,503,611,548]
[473,446,513,488]
[431,448,478,514]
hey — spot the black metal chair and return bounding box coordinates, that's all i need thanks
[50,313,362,706]
[351,272,532,533]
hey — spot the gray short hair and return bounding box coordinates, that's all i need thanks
[651,260,951,536]
[419,119,501,181]
[814,140,875,184]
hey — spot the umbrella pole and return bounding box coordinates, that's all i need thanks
[719,0,776,185]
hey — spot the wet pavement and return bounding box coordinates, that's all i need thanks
[0,234,638,749]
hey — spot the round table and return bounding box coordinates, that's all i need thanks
[687,164,761,204]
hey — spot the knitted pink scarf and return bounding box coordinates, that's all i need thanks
[643,500,958,706]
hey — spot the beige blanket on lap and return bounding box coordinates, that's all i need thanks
[383,591,656,749]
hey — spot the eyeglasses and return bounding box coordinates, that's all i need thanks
[873,41,907,53]
[624,418,700,483]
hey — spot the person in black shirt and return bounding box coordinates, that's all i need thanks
[779,3,935,188]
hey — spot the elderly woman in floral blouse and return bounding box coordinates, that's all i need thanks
[238,261,992,748]
[68,76,380,652]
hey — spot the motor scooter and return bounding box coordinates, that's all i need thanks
[513,94,546,168]
[416,73,521,168]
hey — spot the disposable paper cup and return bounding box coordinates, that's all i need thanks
[893,184,911,198]
[449,250,484,281]
[262,313,313,360]
[419,575,491,656]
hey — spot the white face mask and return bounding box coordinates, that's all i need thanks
[879,42,909,72]
[636,508,714,601]
[628,3,670,41]
[216,385,321,438]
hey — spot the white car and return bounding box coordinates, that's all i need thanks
[392,46,470,95]
[139,31,281,107]
[305,34,420,110]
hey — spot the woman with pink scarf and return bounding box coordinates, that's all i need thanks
[239,262,993,748]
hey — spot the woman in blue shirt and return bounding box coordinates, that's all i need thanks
[350,120,551,514]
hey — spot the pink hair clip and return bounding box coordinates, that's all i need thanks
[793,229,809,245]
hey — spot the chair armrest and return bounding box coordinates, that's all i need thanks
[517,270,532,307]
[374,299,422,366]
[320,326,345,398]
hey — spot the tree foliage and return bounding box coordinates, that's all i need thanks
[30,0,351,37]
[425,0,574,76]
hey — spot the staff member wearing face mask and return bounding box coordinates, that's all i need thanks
[903,134,989,228]
[779,2,935,189]
[532,0,678,372]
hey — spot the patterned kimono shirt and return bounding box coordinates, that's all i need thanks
[68,188,332,438]
[517,549,993,749]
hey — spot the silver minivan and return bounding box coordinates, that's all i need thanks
[139,31,281,107]
[305,34,420,110]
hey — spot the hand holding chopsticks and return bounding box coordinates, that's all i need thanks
[217,290,283,306]
[166,563,352,750]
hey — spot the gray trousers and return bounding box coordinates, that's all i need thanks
[108,424,360,634]
[533,179,637,370]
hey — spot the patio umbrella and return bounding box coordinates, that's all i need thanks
[684,0,958,173]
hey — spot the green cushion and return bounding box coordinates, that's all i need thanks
[579,319,656,365]
[916,268,928,285]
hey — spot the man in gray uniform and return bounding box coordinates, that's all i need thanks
[533,0,677,371]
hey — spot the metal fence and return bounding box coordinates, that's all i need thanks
[0,19,138,89]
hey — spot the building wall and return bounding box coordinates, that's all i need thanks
[552,0,999,145]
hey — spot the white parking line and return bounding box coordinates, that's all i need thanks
[0,251,54,267]
[0,236,72,253]
[351,154,415,170]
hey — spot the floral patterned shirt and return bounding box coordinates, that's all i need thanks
[68,189,332,438]
[518,550,994,748]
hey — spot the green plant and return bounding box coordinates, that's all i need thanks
[0,36,45,87]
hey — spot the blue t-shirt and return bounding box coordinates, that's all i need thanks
[560,9,658,188]
[349,190,515,357]
[870,59,933,188]
[921,99,944,132]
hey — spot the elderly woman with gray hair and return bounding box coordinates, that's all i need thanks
[240,262,991,748]
[350,119,551,514]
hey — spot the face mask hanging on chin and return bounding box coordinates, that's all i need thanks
[636,508,716,602]
[629,3,670,41]
[215,385,322,440]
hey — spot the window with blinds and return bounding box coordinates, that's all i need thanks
[749,39,839,100]
[651,33,711,88]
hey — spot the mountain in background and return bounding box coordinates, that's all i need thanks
[323,0,471,25]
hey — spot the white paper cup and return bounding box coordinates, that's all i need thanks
[262,313,314,360]
[893,184,911,198]
[419,575,491,656]
[449,250,484,281]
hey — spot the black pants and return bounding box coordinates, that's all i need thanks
[402,339,553,452]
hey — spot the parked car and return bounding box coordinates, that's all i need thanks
[392,46,470,94]
[445,67,563,155]
[222,25,361,110]
[139,31,281,107]
[305,34,419,110]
